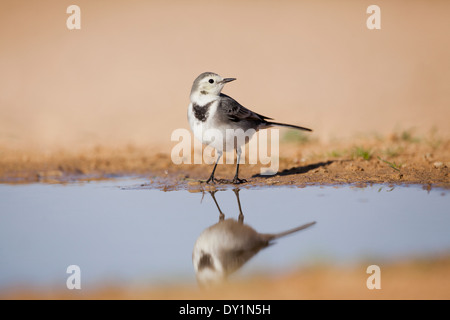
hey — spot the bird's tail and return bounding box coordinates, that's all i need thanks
[265,121,312,132]
[262,221,316,241]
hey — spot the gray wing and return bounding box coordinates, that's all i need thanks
[216,220,270,276]
[218,242,270,276]
[218,94,272,123]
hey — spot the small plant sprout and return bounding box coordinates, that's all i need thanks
[378,156,403,172]
[353,147,373,160]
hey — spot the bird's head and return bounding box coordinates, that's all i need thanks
[192,249,226,288]
[190,72,236,102]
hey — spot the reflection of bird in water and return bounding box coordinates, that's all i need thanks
[192,189,316,287]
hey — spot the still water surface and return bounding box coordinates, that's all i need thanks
[0,179,448,289]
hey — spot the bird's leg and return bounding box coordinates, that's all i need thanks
[232,147,247,184]
[206,152,222,184]
[210,191,225,221]
[233,188,244,224]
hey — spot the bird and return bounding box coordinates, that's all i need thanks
[192,189,316,287]
[187,72,312,184]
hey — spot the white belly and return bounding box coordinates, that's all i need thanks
[188,102,257,153]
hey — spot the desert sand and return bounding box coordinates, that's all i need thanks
[3,255,450,300]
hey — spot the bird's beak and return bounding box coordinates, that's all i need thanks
[220,78,236,84]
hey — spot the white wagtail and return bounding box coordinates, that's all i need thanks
[192,189,316,287]
[188,72,312,184]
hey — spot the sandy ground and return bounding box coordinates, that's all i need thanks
[1,130,449,189]
[2,255,450,300]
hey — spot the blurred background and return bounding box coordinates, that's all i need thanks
[0,0,449,152]
[1,1,449,299]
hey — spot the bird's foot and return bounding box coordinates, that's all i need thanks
[205,176,217,184]
[232,177,247,184]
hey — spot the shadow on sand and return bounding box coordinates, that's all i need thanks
[252,160,335,178]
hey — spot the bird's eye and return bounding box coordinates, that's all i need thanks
[208,79,214,84]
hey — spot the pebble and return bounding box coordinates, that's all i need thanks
[433,161,444,168]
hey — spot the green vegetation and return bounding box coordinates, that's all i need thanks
[382,147,403,158]
[352,147,373,160]
[378,156,403,172]
[327,150,343,158]
[400,129,420,143]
